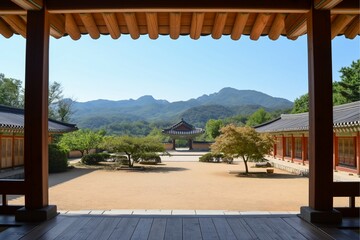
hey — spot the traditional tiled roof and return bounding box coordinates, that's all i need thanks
[255,101,360,133]
[0,105,78,133]
[162,118,204,136]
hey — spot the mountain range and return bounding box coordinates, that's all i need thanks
[70,87,293,129]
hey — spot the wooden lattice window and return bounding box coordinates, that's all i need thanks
[295,138,302,159]
[338,137,356,167]
[1,138,13,168]
[276,137,283,157]
[285,137,292,157]
[14,138,24,166]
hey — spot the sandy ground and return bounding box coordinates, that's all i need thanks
[9,156,354,211]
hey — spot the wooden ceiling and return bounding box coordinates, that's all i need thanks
[0,0,359,40]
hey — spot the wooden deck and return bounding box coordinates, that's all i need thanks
[0,214,359,240]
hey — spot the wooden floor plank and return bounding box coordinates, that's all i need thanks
[183,218,202,240]
[71,217,104,240]
[148,218,166,240]
[226,218,254,240]
[243,217,281,240]
[283,217,333,240]
[0,224,36,240]
[266,217,308,240]
[53,216,92,240]
[131,218,153,240]
[38,216,78,240]
[87,217,122,240]
[319,227,360,240]
[198,218,219,240]
[212,218,237,240]
[164,218,182,240]
[108,217,139,240]
[19,215,67,240]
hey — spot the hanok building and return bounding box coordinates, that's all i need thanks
[0,105,77,170]
[255,101,360,175]
[162,119,204,150]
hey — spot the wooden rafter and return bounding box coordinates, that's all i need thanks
[49,14,65,39]
[46,0,310,14]
[190,12,204,40]
[285,13,307,39]
[250,13,270,40]
[123,13,140,39]
[212,12,227,39]
[1,15,26,37]
[65,13,81,40]
[269,13,286,40]
[331,14,355,38]
[103,13,120,39]
[169,12,181,39]
[79,13,100,39]
[145,12,158,39]
[230,13,249,40]
[0,17,14,38]
[11,0,42,10]
[314,0,343,9]
[344,17,359,39]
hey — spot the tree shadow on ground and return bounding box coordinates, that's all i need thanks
[49,168,97,187]
[234,172,306,179]
[118,165,189,174]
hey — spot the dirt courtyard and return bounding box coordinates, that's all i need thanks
[10,159,315,211]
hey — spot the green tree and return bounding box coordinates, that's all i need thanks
[205,119,223,140]
[211,125,274,174]
[58,129,104,157]
[333,59,360,105]
[100,136,165,167]
[0,73,24,108]
[246,108,271,126]
[291,94,309,113]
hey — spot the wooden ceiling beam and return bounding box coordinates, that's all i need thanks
[0,1,25,14]
[212,12,227,39]
[103,13,121,39]
[344,16,359,39]
[46,0,310,14]
[250,13,271,40]
[190,12,204,40]
[0,17,14,38]
[49,14,65,39]
[314,0,343,9]
[332,0,360,14]
[10,0,42,10]
[268,13,286,40]
[331,14,355,38]
[65,13,81,40]
[169,12,181,39]
[285,13,307,39]
[145,12,158,39]
[79,13,100,39]
[231,13,249,40]
[1,15,26,37]
[123,13,140,39]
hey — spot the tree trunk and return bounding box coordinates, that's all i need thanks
[127,154,132,168]
[243,156,249,174]
[80,151,84,157]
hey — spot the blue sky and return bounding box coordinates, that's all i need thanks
[0,34,359,103]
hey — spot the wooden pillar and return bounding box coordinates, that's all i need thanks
[15,5,57,222]
[333,133,339,170]
[291,135,295,162]
[273,136,277,158]
[300,5,341,224]
[172,139,176,150]
[282,135,285,160]
[302,134,306,165]
[357,132,360,175]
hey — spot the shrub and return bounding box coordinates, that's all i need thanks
[49,144,68,173]
[199,153,214,162]
[136,153,161,164]
[81,153,107,165]
[114,155,129,165]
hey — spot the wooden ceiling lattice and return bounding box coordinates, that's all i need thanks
[0,0,359,40]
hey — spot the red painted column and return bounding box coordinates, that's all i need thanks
[273,136,277,158]
[357,132,360,175]
[282,135,286,160]
[302,134,306,165]
[301,5,341,223]
[333,133,338,170]
[291,135,295,163]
